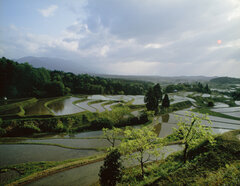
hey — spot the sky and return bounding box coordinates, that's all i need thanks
[0,0,240,77]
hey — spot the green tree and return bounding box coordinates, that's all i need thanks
[153,83,162,102]
[204,84,211,93]
[174,112,215,163]
[119,126,163,178]
[103,127,122,147]
[162,94,170,108]
[144,87,158,114]
[99,149,123,186]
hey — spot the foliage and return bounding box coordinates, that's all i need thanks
[103,127,122,147]
[174,112,215,163]
[144,84,163,114]
[153,83,162,102]
[160,100,192,115]
[207,100,214,107]
[119,126,164,178]
[161,94,170,108]
[210,77,240,84]
[0,57,152,98]
[99,149,123,186]
[164,82,211,94]
[120,130,240,186]
[231,89,240,100]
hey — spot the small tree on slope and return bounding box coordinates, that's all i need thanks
[99,149,123,186]
[174,112,215,163]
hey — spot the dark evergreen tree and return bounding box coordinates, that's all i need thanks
[162,94,170,108]
[144,87,158,113]
[153,83,162,102]
[204,84,211,93]
[99,149,123,186]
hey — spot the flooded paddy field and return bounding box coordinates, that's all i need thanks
[27,161,104,186]
[48,97,84,115]
[89,101,106,112]
[24,98,53,116]
[75,100,96,112]
[0,144,101,167]
[27,144,183,186]
[24,138,117,149]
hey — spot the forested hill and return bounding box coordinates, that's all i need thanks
[210,77,240,84]
[0,57,153,98]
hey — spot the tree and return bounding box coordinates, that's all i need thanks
[204,84,211,93]
[144,87,159,114]
[103,127,122,147]
[162,94,170,108]
[119,126,164,178]
[174,112,215,163]
[153,83,162,102]
[99,149,123,186]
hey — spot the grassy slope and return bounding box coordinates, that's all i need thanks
[121,130,240,186]
[0,98,38,117]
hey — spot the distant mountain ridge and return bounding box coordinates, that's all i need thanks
[210,77,240,84]
[97,74,216,84]
[16,56,220,84]
[16,56,91,74]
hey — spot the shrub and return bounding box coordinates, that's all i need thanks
[99,149,123,186]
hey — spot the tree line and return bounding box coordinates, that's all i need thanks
[0,57,153,98]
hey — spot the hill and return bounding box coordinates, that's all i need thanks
[210,77,240,84]
[98,74,215,84]
[122,130,240,185]
[16,56,91,74]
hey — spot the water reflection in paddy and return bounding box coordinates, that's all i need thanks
[48,97,84,115]
[25,138,118,148]
[27,145,183,186]
[76,100,96,112]
[103,102,119,111]
[27,161,104,186]
[0,144,101,167]
[90,102,106,112]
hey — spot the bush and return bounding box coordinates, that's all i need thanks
[99,149,123,186]
[91,117,114,129]
[207,101,214,107]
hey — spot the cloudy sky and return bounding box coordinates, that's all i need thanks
[0,0,240,77]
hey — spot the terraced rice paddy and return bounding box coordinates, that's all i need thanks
[76,100,96,112]
[89,101,106,112]
[27,144,183,186]
[211,107,240,118]
[24,98,52,115]
[48,97,84,115]
[24,138,118,149]
[213,102,229,108]
[0,144,101,167]
[1,92,240,185]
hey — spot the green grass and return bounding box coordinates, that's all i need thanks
[72,98,88,105]
[88,100,105,105]
[159,100,192,115]
[0,98,38,117]
[120,130,240,186]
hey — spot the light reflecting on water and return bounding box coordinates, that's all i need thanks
[0,144,101,167]
[48,97,85,115]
